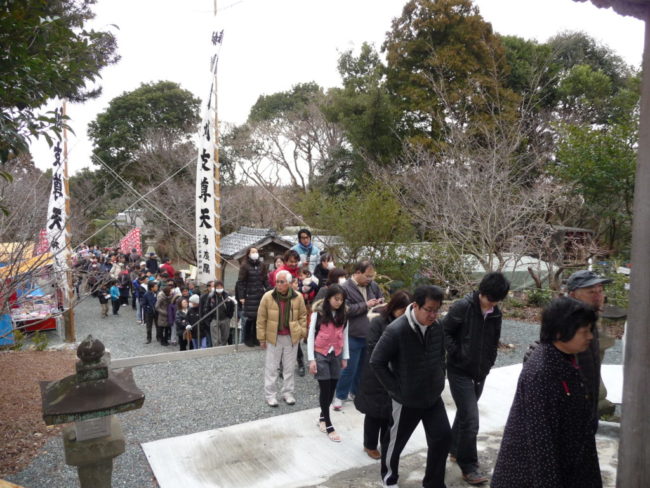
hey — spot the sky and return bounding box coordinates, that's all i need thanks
[29,0,646,174]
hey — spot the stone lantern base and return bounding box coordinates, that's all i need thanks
[63,416,125,488]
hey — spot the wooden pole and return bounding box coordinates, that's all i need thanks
[62,100,75,343]
[617,9,650,487]
[213,2,222,282]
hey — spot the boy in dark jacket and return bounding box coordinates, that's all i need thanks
[370,285,450,488]
[442,271,510,485]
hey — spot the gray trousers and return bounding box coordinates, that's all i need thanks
[211,318,231,346]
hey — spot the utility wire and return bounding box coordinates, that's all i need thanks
[91,154,195,239]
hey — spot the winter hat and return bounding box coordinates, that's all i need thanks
[189,295,200,305]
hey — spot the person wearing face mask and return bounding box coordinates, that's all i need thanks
[314,254,335,292]
[209,280,235,346]
[237,247,268,347]
[314,267,348,302]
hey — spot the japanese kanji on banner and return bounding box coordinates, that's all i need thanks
[195,38,222,286]
[34,229,49,256]
[45,105,69,296]
[119,227,142,255]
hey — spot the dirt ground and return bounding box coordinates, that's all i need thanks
[0,349,76,477]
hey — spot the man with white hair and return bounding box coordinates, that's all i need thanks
[257,269,307,407]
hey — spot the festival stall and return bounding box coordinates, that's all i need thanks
[0,251,63,335]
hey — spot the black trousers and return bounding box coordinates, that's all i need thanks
[296,342,304,366]
[111,300,120,315]
[364,414,390,452]
[448,370,485,474]
[159,326,170,345]
[179,334,193,351]
[381,398,451,488]
[144,311,157,341]
[244,317,259,347]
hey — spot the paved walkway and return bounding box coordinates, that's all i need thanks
[143,365,622,488]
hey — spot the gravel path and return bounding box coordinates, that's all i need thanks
[7,297,623,488]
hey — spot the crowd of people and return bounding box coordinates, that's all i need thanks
[254,233,608,488]
[73,246,235,348]
[73,230,610,487]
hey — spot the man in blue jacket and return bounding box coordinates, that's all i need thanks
[442,272,509,485]
[371,285,450,488]
[291,228,321,273]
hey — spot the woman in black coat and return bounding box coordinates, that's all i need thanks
[491,297,602,488]
[236,247,268,347]
[354,290,412,460]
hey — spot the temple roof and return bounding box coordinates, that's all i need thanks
[573,0,650,19]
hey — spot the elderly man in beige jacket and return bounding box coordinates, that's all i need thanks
[257,269,307,407]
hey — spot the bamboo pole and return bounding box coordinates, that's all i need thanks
[213,65,222,282]
[213,1,222,282]
[62,99,75,342]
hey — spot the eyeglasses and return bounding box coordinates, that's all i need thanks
[420,306,441,315]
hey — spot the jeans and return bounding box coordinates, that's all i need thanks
[448,370,485,474]
[334,336,366,400]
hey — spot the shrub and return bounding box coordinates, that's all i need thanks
[32,330,49,351]
[527,288,554,307]
[10,329,25,351]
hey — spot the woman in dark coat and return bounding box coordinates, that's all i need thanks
[354,290,412,460]
[236,247,268,347]
[491,297,602,488]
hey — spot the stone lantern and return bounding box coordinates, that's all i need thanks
[40,336,145,488]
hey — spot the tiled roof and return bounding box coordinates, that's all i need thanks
[573,0,649,19]
[220,227,279,258]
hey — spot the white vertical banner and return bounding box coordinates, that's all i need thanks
[45,104,70,298]
[195,31,223,286]
[195,83,219,285]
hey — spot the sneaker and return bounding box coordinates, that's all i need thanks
[332,397,343,411]
[283,394,296,405]
[381,482,398,488]
[298,364,305,377]
[462,470,488,485]
[267,398,279,407]
[347,393,356,401]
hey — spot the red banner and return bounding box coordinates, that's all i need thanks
[119,227,142,255]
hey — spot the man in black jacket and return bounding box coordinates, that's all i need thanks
[370,285,450,488]
[442,272,509,485]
